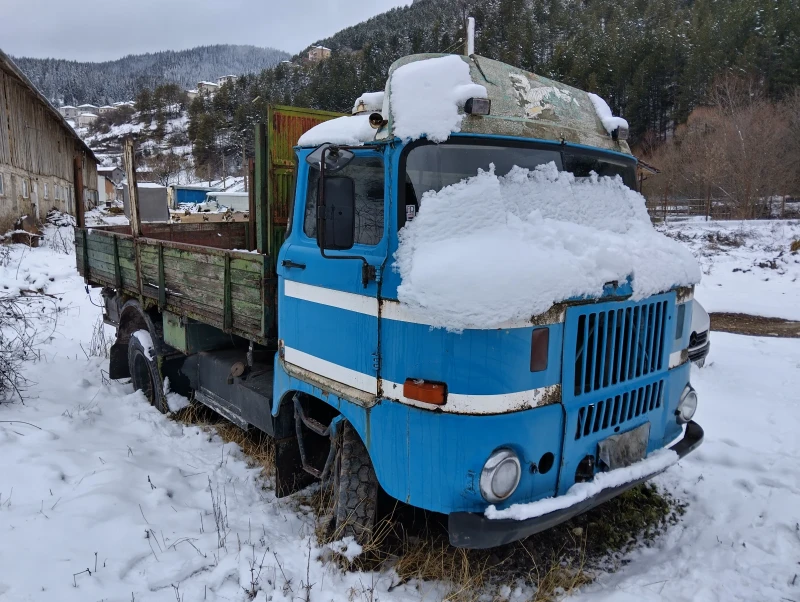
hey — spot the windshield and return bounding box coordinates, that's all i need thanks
[401,141,637,227]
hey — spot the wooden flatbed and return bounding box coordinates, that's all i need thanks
[75,221,273,344]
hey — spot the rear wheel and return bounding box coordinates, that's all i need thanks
[128,330,168,414]
[331,421,379,545]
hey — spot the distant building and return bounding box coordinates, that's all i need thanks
[98,105,115,114]
[78,113,98,127]
[186,89,199,102]
[217,75,237,87]
[0,48,98,226]
[197,81,219,96]
[307,46,331,62]
[97,165,124,186]
[77,103,98,112]
[58,105,79,119]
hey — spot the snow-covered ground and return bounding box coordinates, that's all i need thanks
[660,219,800,320]
[1,222,799,601]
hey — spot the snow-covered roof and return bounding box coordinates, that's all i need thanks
[61,105,75,109]
[312,45,331,50]
[198,81,219,87]
[78,103,97,108]
[80,112,98,118]
[100,105,115,109]
[298,114,376,147]
[97,165,121,172]
[208,191,248,197]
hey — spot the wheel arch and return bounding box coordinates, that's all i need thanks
[109,299,164,379]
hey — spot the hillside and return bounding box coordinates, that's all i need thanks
[13,45,290,106]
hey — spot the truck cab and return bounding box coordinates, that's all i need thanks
[273,54,703,547]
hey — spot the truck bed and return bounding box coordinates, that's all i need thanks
[75,222,272,343]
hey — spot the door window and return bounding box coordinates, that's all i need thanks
[303,156,384,246]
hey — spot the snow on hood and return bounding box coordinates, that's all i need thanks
[297,113,376,147]
[588,92,629,135]
[394,163,701,331]
[390,55,488,143]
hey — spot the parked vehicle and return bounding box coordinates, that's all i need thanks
[689,300,711,367]
[74,53,703,549]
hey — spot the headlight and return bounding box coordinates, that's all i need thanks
[676,385,698,424]
[480,448,521,503]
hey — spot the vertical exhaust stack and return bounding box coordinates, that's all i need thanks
[466,17,475,56]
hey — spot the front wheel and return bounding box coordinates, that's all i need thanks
[331,421,379,545]
[128,330,168,414]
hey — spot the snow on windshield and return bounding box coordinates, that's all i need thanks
[390,55,488,143]
[394,162,701,331]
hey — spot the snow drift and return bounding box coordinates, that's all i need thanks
[395,163,701,331]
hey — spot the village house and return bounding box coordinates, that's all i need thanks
[58,105,79,120]
[216,75,237,87]
[0,48,98,228]
[197,81,219,96]
[77,113,98,127]
[307,46,331,62]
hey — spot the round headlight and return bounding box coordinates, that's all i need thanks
[480,448,521,503]
[676,386,698,424]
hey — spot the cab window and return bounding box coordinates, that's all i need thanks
[304,156,384,246]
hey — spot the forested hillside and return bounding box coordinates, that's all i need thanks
[13,45,289,105]
[185,0,798,176]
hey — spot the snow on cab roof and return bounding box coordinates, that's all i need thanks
[297,54,632,155]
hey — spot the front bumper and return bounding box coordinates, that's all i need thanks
[688,342,710,365]
[448,421,704,549]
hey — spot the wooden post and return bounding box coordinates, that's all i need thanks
[123,137,142,238]
[73,155,85,228]
[123,137,145,303]
[247,158,256,251]
[254,122,268,255]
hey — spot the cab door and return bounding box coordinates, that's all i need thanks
[277,149,387,395]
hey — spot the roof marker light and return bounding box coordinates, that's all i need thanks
[464,98,491,115]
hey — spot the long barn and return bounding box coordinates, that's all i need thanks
[0,48,98,230]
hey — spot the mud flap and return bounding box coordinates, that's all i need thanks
[275,436,315,497]
[109,342,130,379]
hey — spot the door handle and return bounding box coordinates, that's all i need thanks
[281,259,306,270]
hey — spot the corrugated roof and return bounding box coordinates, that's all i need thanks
[0,47,98,163]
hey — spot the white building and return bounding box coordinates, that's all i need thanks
[217,75,237,87]
[98,105,115,114]
[197,81,219,96]
[77,113,98,127]
[58,105,78,119]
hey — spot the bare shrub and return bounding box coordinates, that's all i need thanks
[0,293,61,402]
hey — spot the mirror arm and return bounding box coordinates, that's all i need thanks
[316,147,375,288]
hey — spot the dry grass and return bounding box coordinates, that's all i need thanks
[175,402,683,601]
[172,401,275,478]
[790,239,800,253]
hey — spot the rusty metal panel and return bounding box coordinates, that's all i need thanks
[267,105,343,227]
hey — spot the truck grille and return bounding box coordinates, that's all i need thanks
[573,300,669,397]
[574,379,664,440]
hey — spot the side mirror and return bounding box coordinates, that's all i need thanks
[306,143,355,172]
[318,176,356,250]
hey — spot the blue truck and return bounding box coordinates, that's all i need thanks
[76,53,703,549]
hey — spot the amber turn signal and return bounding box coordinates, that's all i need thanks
[403,379,447,405]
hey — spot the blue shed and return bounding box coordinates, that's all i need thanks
[169,185,221,208]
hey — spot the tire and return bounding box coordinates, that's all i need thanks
[128,330,168,414]
[332,421,379,545]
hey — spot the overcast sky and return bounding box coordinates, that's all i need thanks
[1,0,411,61]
